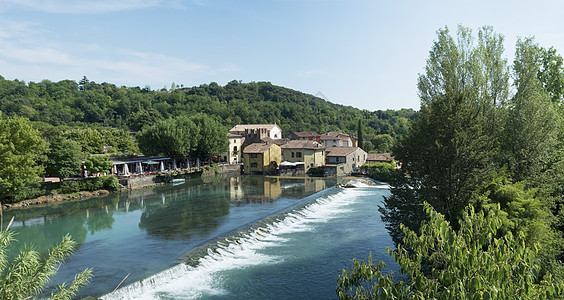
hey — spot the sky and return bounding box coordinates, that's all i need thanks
[0,0,563,111]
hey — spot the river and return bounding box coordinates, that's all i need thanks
[2,175,397,299]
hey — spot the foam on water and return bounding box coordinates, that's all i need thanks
[102,186,368,300]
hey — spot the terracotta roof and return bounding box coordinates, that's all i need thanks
[319,134,344,141]
[291,131,319,138]
[243,143,273,154]
[230,124,279,132]
[281,140,324,150]
[367,153,394,161]
[326,147,360,157]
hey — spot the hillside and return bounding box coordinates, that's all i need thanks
[0,77,417,152]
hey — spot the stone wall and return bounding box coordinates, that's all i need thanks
[120,163,242,190]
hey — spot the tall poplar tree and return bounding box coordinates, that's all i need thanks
[380,26,510,243]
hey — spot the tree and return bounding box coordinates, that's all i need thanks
[190,114,228,161]
[0,220,92,299]
[136,116,199,168]
[0,113,47,202]
[371,134,394,153]
[127,109,164,131]
[381,26,510,244]
[84,155,113,177]
[336,202,564,299]
[357,119,363,149]
[44,138,83,182]
[503,38,561,184]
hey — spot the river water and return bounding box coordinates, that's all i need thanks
[2,175,397,299]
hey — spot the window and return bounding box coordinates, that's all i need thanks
[234,146,237,152]
[251,153,257,158]
[291,152,295,158]
[296,152,302,158]
[251,163,258,168]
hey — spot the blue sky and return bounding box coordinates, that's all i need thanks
[0,0,563,111]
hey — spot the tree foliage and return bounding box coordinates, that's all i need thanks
[0,112,47,202]
[44,138,83,181]
[0,221,92,299]
[0,76,417,148]
[337,202,564,299]
[84,155,113,176]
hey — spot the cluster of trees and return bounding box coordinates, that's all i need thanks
[341,25,564,297]
[136,114,228,168]
[0,76,417,153]
[0,113,121,202]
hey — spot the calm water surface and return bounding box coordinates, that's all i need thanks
[3,175,397,299]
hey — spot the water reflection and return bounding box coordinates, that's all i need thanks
[2,175,336,261]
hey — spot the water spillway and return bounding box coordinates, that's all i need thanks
[3,176,396,299]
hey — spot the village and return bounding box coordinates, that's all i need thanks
[108,123,393,184]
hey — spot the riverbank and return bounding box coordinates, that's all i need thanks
[2,164,242,211]
[1,189,111,210]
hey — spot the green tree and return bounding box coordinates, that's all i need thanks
[337,202,564,299]
[381,26,510,244]
[371,134,394,153]
[357,119,363,149]
[84,155,113,177]
[44,138,83,182]
[136,116,199,168]
[127,109,164,131]
[190,114,228,161]
[504,38,561,184]
[0,113,47,202]
[0,220,92,299]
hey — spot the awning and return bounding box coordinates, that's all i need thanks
[280,161,305,167]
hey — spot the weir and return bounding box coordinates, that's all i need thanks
[102,182,378,300]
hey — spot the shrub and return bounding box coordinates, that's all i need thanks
[336,202,564,299]
[363,162,397,182]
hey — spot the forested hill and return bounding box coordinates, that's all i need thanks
[0,77,416,152]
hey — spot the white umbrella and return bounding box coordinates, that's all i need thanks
[138,162,143,173]
[160,161,164,172]
[123,163,130,175]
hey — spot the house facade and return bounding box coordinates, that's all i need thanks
[325,147,367,175]
[280,140,325,172]
[242,142,281,174]
[320,134,351,147]
[221,133,244,164]
[230,124,283,140]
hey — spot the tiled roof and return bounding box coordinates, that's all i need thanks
[319,134,345,140]
[228,133,243,138]
[291,131,319,137]
[367,153,394,161]
[326,147,359,157]
[230,124,279,132]
[281,140,324,150]
[243,143,273,154]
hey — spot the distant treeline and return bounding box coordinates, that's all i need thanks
[0,77,416,152]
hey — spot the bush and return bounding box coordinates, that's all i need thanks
[336,202,564,299]
[363,162,397,182]
[60,176,119,194]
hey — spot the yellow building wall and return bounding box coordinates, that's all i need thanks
[281,149,325,171]
[243,144,281,174]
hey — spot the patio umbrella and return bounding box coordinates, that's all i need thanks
[138,162,143,173]
[160,161,164,172]
[123,163,130,175]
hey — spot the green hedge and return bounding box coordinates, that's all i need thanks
[363,162,398,182]
[61,176,119,194]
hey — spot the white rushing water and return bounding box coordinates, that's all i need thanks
[103,182,384,300]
